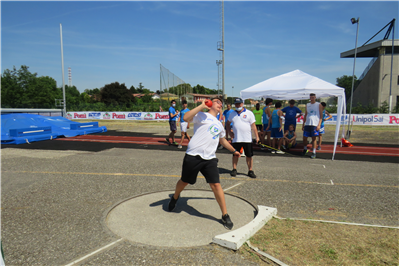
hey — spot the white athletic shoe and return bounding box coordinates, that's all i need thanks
[276,150,285,154]
[177,144,182,149]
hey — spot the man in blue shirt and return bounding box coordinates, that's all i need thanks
[166,100,179,145]
[177,100,190,149]
[222,104,234,141]
[282,99,303,133]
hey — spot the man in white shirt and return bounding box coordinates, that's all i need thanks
[302,93,323,159]
[168,97,241,230]
[226,98,259,178]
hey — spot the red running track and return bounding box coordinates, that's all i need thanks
[57,135,399,157]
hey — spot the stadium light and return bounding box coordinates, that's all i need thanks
[351,18,359,24]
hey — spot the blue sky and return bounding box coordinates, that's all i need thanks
[1,1,398,97]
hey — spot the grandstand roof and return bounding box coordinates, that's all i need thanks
[340,39,399,58]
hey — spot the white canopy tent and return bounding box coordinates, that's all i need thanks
[240,69,346,160]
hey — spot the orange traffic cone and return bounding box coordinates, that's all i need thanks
[341,138,353,147]
[240,147,246,157]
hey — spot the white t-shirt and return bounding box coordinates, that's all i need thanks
[305,102,321,126]
[228,108,256,143]
[186,112,226,160]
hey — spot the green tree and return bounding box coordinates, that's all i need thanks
[336,75,360,102]
[141,93,153,103]
[64,85,81,106]
[226,97,233,104]
[33,76,62,108]
[192,84,207,94]
[83,88,100,103]
[137,82,145,93]
[1,65,62,108]
[378,101,389,113]
[100,82,135,106]
[130,85,137,94]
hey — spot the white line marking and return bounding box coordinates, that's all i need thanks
[64,238,123,266]
[310,164,325,168]
[23,130,44,133]
[274,216,399,229]
[224,182,243,192]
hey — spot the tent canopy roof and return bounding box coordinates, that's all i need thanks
[240,70,345,100]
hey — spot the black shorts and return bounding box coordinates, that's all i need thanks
[181,154,220,185]
[169,121,177,131]
[232,142,254,157]
[256,124,262,131]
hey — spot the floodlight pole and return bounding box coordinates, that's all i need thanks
[217,1,225,105]
[347,17,359,140]
[60,24,67,117]
[222,0,225,106]
[389,19,395,113]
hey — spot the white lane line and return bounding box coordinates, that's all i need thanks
[310,164,326,168]
[64,238,123,266]
[224,182,243,192]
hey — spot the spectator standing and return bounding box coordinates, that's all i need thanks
[267,102,284,154]
[178,100,191,149]
[226,98,259,178]
[281,99,303,133]
[166,100,179,146]
[262,98,273,149]
[222,104,234,141]
[252,103,263,144]
[317,102,333,150]
[302,93,323,159]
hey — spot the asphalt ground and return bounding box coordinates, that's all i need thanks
[1,126,398,265]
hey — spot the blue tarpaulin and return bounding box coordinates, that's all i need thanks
[1,113,107,144]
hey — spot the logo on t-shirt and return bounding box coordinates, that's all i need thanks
[208,124,221,139]
[243,115,247,119]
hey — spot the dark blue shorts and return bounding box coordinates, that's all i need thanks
[303,125,320,137]
[271,128,283,138]
[263,124,271,132]
[169,121,177,132]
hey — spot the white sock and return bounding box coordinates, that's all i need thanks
[313,148,316,153]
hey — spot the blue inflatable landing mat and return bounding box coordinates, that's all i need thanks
[1,113,107,144]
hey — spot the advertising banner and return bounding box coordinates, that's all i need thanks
[67,111,170,121]
[67,112,399,126]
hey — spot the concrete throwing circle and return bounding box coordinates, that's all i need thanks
[106,190,257,248]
